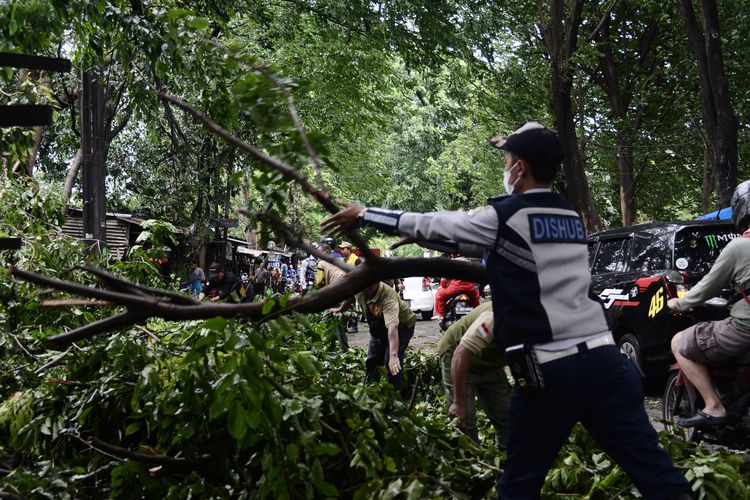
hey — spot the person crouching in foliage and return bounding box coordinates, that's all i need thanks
[438,301,509,450]
[199,264,243,303]
[335,281,415,393]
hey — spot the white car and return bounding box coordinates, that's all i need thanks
[401,277,435,321]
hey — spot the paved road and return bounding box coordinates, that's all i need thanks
[346,317,666,430]
[348,317,443,353]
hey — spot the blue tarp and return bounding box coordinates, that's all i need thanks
[694,207,732,221]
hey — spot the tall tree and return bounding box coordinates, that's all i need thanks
[678,0,738,207]
[590,2,663,225]
[539,0,602,231]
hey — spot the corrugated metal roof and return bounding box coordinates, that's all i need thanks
[61,218,132,259]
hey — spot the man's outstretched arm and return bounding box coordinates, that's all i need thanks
[321,203,498,253]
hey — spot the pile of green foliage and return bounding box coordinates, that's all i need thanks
[1,179,750,498]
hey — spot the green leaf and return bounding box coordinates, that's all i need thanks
[283,398,304,420]
[294,352,318,375]
[228,402,248,440]
[166,8,192,20]
[262,299,276,315]
[286,442,299,462]
[314,442,340,456]
[204,317,227,332]
[125,422,141,436]
[187,16,209,30]
[405,479,424,500]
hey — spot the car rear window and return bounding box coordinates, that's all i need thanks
[673,226,742,276]
[630,230,672,272]
[591,238,630,274]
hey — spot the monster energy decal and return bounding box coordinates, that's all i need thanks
[703,233,741,249]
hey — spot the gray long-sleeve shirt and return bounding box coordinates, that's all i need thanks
[674,235,750,330]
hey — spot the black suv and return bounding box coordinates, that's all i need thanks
[588,220,740,375]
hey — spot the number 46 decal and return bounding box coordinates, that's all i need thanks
[648,288,665,318]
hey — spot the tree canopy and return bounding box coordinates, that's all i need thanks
[3,0,748,236]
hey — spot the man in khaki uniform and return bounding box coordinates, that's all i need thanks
[439,302,510,449]
[337,241,361,333]
[354,281,416,393]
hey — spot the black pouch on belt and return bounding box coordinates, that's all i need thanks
[505,344,545,391]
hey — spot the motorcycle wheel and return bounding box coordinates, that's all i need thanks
[662,371,698,441]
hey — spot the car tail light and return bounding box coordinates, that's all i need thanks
[422,277,430,291]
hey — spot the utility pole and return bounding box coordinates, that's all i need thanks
[81,67,107,255]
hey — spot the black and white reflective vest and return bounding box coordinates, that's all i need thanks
[486,192,609,349]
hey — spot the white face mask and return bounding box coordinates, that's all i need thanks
[503,161,521,195]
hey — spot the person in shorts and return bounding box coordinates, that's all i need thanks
[668,180,750,427]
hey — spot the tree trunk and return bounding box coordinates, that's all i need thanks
[678,0,737,207]
[26,126,43,176]
[618,151,635,226]
[702,147,713,213]
[238,174,259,248]
[24,73,52,176]
[544,0,602,232]
[62,148,84,206]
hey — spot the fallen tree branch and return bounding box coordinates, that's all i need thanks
[70,461,118,483]
[408,373,421,411]
[9,332,36,359]
[45,311,151,349]
[78,265,198,305]
[87,437,209,473]
[320,419,351,461]
[11,257,484,349]
[35,348,70,374]
[135,324,159,342]
[42,299,113,307]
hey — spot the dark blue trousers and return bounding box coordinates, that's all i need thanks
[365,325,414,392]
[498,345,691,499]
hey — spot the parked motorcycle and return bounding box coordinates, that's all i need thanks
[439,293,475,332]
[661,295,750,447]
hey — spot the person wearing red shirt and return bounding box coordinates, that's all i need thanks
[434,278,480,320]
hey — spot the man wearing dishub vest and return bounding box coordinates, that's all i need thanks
[322,122,691,499]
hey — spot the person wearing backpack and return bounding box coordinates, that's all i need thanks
[300,252,318,289]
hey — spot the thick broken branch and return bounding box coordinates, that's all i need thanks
[42,299,112,307]
[78,265,198,305]
[12,257,484,348]
[45,311,151,349]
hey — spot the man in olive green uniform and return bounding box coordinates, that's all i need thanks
[438,301,510,449]
[356,281,416,392]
